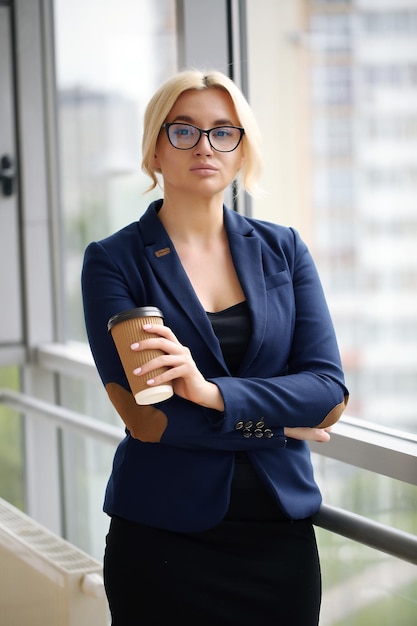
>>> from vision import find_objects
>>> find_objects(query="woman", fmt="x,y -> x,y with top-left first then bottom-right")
82,69 -> 349,625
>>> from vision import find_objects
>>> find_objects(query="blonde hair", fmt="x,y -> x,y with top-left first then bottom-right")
141,69 -> 263,196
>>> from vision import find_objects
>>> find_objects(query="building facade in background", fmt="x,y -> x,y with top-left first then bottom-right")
307,0 -> 417,429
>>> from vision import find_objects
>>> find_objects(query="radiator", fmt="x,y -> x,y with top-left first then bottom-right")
0,498 -> 109,626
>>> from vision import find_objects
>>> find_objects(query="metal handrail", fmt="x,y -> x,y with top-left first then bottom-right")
0,388 -> 124,446
1,387 -> 416,565
313,505 -> 417,566
36,342 -> 417,486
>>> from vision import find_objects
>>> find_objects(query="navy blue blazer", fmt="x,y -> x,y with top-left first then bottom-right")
82,199 -> 348,532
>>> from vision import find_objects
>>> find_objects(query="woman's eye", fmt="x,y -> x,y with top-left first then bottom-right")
213,129 -> 230,138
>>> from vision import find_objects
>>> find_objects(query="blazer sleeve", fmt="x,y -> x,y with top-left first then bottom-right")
207,228 -> 349,431
81,237 -> 285,450
82,239 -> 139,391
160,228 -> 349,452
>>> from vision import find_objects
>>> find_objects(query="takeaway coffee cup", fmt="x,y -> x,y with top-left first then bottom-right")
107,306 -> 173,405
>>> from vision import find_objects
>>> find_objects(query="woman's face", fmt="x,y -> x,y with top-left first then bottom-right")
153,88 -> 244,199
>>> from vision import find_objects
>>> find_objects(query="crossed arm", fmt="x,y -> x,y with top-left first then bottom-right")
106,322 -> 334,445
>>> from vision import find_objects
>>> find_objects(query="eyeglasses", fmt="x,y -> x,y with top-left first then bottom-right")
162,122 -> 245,152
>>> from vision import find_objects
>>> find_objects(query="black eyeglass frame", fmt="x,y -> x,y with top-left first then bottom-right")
161,122 -> 245,152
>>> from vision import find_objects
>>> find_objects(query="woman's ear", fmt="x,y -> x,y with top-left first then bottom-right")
153,153 -> 161,172
237,153 -> 245,172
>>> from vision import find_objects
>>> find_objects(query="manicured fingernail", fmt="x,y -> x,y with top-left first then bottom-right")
142,323 -> 152,329
146,378 -> 155,385
133,367 -> 142,375
131,342 -> 139,349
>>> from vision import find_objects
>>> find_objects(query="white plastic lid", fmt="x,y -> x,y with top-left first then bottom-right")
134,384 -> 173,405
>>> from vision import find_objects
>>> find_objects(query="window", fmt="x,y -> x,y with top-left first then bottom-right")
53,0 -> 177,557
313,455 -> 417,625
0,367 -> 24,510
54,0 -> 177,342
247,0 -> 417,433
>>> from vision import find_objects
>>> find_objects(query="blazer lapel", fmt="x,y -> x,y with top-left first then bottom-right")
139,202 -> 268,375
224,209 -> 268,374
139,202 -> 227,368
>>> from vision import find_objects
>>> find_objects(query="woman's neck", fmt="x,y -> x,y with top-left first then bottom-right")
158,194 -> 225,244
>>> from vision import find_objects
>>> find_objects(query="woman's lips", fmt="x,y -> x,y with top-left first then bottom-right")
190,164 -> 218,174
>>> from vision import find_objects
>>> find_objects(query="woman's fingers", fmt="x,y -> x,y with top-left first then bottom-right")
130,323 -> 201,387
284,427 -> 331,443
130,323 -> 183,354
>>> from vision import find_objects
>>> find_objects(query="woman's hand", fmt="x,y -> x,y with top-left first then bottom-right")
131,326 -> 334,440
284,426 -> 332,443
130,323 -> 224,411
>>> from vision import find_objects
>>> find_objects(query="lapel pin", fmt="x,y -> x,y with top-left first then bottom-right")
154,247 -> 171,258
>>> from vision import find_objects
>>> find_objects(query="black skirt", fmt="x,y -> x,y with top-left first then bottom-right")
104,455 -> 321,626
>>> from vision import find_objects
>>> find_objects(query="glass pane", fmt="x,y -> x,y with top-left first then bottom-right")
53,0 -> 177,342
246,5 -> 417,622
305,1 -> 417,434
0,366 -> 25,509
313,454 -> 417,625
53,0 -> 177,558
59,375 -> 120,560
317,532 -> 417,626
313,455 -> 417,536
246,1 -> 417,435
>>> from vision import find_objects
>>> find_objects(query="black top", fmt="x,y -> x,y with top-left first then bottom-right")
207,301 -> 251,375
207,302 -> 284,520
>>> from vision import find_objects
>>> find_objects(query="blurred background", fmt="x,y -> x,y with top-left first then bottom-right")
1,1 -> 416,624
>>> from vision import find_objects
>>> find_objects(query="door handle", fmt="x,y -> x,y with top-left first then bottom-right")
0,155 -> 15,196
